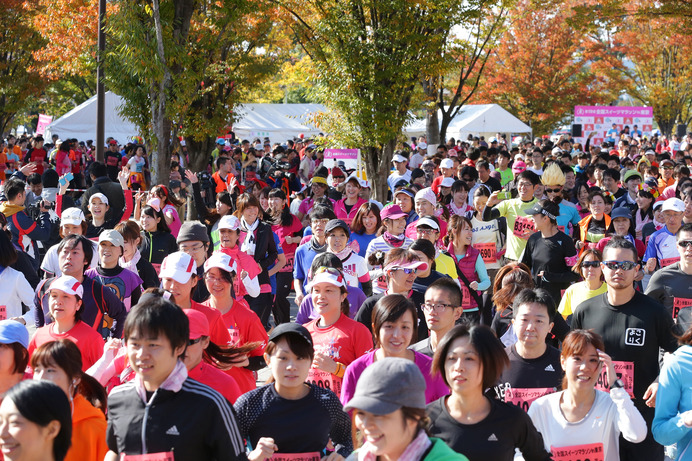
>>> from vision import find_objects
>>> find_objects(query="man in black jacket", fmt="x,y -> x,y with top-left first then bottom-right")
82,162 -> 125,222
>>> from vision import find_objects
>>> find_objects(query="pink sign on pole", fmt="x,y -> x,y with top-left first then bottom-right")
324,149 -> 359,160
36,114 -> 53,135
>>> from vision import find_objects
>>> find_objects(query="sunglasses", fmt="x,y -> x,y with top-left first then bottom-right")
678,240 -> 692,248
392,267 -> 418,274
188,337 -> 203,346
582,261 -> 601,268
545,187 -> 562,193
601,260 -> 637,271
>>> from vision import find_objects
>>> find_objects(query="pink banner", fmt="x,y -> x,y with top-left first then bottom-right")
36,114 -> 53,135
574,106 -> 653,117
324,149 -> 359,160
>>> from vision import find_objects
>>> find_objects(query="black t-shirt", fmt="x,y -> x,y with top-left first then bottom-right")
646,262 -> 692,335
520,231 -> 578,305
355,291 -> 427,339
490,344 -> 562,402
412,270 -> 449,298
410,337 -> 434,357
481,177 -> 503,193
572,291 -> 677,414
233,383 -> 352,457
587,216 -> 606,236
427,396 -> 552,461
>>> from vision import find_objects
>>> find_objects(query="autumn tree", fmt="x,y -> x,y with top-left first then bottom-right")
0,0 -> 46,135
421,1 -> 512,144
104,0 -> 277,182
279,0 -> 465,201
473,0 -> 622,135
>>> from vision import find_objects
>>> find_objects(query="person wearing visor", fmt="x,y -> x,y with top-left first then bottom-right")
29,275 -> 105,371
521,199 -> 579,307
414,216 -> 458,279
304,265 -> 373,398
235,323 -> 352,461
356,249 -> 429,339
201,252 -> 267,394
325,219 -> 372,296
159,251 -> 232,348
334,174 -> 368,226
344,357 -> 467,461
393,187 -> 418,225
541,163 -> 580,238
41,207 -> 99,278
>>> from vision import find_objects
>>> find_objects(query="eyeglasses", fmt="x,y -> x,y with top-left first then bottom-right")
391,267 -> 418,274
678,240 -> 692,248
581,261 -> 601,268
188,337 -> 202,346
204,274 -> 229,284
422,302 -> 456,313
311,218 -> 330,225
417,228 -> 436,235
517,182 -> 533,188
601,260 -> 637,271
180,244 -> 205,253
545,187 -> 562,193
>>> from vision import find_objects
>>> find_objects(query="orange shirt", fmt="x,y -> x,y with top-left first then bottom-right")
64,394 -> 108,461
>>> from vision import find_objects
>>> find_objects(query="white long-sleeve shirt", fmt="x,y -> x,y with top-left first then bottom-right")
0,266 -> 35,325
518,388 -> 647,461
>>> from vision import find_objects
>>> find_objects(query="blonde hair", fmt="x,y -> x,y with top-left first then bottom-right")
541,163 -> 565,187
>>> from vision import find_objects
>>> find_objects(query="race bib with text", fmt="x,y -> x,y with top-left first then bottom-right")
595,361 -> 635,398
551,443 -> 604,461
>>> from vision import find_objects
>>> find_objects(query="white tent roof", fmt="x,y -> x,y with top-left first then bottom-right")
404,104 -> 532,140
45,91 -> 139,143
231,103 -> 326,143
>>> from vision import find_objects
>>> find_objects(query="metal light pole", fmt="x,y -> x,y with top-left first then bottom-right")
95,0 -> 106,162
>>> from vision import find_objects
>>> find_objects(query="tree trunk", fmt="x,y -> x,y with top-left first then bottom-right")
362,139 -> 397,203
186,137 -> 213,172
426,109 -> 440,145
150,0 -> 172,186
657,117 -> 676,138
439,111 -> 452,145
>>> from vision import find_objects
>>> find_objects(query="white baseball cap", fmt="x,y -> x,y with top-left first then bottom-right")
218,215 -> 241,231
392,154 -> 407,163
60,208 -> 85,226
99,229 -> 124,248
440,177 -> 455,188
662,197 -> 685,213
203,252 -> 238,274
89,193 -> 109,206
49,275 -> 84,298
160,251 -> 197,284
417,142 -> 428,150
346,173 -> 367,188
440,158 -> 454,169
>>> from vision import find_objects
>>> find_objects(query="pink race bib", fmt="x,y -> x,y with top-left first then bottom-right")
474,242 -> 497,264
271,453 -> 321,461
308,368 -> 342,396
120,453 -> 174,461
673,298 -> 692,320
504,387 -> 555,412
513,216 -> 535,239
661,257 -> 680,267
0,306 -> 6,321
595,361 -> 635,398
551,442 -> 604,461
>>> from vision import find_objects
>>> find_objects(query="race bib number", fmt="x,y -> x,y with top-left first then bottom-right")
660,257 -> 680,267
551,443 -> 604,461
271,453 -> 321,461
280,255 -> 295,273
308,368 -> 342,396
227,327 -> 241,346
474,242 -> 497,264
121,453 -> 174,461
513,216 -> 535,239
461,284 -> 471,309
504,387 -> 555,412
673,297 -> 692,320
595,361 -> 635,398
0,306 -> 6,321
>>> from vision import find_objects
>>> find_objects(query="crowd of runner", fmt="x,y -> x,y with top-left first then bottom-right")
0,129 -> 692,460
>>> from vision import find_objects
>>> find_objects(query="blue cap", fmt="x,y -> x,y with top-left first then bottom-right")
215,138 -> 226,145
0,320 -> 29,350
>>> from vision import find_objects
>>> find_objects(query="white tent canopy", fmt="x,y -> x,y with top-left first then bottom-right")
404,104 -> 532,141
231,103 -> 326,143
45,91 -> 139,143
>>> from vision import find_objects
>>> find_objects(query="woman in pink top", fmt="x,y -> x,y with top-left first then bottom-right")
334,174 -> 367,226
55,141 -> 72,176
149,184 -> 183,238
340,294 -> 448,407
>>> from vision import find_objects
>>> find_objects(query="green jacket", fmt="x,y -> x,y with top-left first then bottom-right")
347,437 -> 468,461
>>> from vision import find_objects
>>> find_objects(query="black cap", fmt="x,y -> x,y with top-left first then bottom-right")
268,323 -> 313,348
523,200 -> 560,220
325,219 -> 350,238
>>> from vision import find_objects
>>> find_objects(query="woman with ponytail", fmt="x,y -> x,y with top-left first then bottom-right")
32,339 -> 108,461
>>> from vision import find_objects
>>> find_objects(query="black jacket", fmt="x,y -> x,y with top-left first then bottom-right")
245,221 -> 278,286
81,176 -> 126,222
